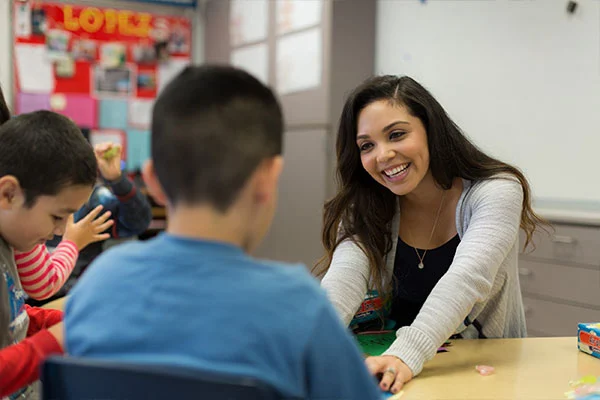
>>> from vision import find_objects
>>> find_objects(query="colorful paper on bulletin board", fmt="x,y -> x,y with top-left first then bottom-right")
129,99 -> 154,129
17,93 -> 51,114
99,99 -> 128,130
50,94 -> 96,128
126,129 -> 151,171
14,44 -> 54,93
54,61 -> 90,94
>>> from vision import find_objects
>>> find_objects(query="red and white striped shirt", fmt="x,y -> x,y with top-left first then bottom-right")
14,241 -> 79,300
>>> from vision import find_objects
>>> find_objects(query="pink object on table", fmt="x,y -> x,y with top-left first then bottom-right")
475,365 -> 495,376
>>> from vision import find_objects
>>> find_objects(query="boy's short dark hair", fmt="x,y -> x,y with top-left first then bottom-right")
0,110 -> 98,207
151,65 -> 284,212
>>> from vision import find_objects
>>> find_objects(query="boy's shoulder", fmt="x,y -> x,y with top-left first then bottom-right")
244,258 -> 331,311
246,257 -> 320,287
81,236 -> 326,303
83,236 -> 316,281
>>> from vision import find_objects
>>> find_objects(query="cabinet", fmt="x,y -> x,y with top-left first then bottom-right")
519,223 -> 600,336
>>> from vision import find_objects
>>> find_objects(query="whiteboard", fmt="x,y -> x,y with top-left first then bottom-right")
376,0 -> 600,204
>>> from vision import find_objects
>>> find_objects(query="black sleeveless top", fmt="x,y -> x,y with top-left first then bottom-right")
388,234 -> 461,329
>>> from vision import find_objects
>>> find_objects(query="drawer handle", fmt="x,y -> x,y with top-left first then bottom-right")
551,235 -> 577,245
519,268 -> 532,277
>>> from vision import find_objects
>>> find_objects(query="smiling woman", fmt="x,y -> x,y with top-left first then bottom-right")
314,75 -> 549,395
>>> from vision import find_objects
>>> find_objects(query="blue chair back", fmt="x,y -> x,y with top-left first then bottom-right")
42,356 -> 284,400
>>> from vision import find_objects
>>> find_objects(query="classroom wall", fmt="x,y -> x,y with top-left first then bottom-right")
375,0 -> 600,206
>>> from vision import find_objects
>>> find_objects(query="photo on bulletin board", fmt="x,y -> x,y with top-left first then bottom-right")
132,43 -> 157,64
155,41 -> 170,62
54,55 -> 75,78
46,29 -> 70,60
31,6 -> 47,36
150,17 -> 191,56
137,71 -> 156,92
167,23 -> 191,54
93,65 -> 135,98
72,39 -> 97,62
100,43 -> 127,68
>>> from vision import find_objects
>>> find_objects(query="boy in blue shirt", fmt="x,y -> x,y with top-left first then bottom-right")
64,65 -> 382,399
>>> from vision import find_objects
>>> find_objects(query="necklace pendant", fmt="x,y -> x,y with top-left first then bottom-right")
418,262 -> 425,269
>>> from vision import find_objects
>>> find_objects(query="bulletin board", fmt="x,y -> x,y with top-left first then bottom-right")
12,1 -> 193,171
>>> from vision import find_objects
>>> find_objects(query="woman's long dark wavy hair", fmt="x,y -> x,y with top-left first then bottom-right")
313,75 -> 548,299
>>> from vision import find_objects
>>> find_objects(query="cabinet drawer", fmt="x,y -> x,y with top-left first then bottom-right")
519,259 -> 600,307
523,296 -> 600,337
520,225 -> 600,267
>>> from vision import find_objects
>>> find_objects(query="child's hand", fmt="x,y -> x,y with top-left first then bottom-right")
63,205 -> 114,251
94,142 -> 123,182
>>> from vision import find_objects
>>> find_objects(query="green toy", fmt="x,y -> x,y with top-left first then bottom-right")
102,146 -> 119,160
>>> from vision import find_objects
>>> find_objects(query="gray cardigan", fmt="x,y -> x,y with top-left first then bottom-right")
321,177 -> 527,375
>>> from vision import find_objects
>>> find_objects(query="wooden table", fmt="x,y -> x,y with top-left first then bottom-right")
42,296 -> 66,312
398,337 -> 600,400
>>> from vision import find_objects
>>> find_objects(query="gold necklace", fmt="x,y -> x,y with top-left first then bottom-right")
406,191 -> 447,270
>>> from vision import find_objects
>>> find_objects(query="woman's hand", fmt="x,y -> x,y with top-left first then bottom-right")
365,355 -> 413,394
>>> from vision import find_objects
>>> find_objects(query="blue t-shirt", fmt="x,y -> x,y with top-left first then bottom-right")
65,234 -> 382,400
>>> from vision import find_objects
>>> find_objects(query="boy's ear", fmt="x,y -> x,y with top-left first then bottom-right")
0,176 -> 23,210
142,160 -> 168,207
254,156 -> 284,204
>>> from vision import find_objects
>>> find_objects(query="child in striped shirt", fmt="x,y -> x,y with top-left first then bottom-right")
18,141 -> 152,303
15,204 -> 113,301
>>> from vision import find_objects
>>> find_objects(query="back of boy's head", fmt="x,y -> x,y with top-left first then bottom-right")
152,65 -> 283,212
0,110 -> 97,207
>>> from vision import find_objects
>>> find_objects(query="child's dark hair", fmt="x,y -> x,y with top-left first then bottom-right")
152,65 -> 284,211
0,94 -> 97,207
